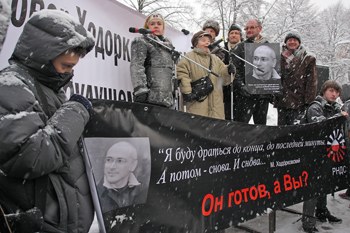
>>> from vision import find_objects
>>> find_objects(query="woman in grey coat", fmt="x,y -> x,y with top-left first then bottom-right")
0,10 -> 95,233
130,13 -> 175,108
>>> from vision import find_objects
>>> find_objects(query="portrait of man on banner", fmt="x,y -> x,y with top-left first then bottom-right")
84,138 -> 151,214
244,43 -> 282,95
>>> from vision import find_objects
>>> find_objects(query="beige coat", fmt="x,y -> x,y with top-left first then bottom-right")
177,48 -> 232,119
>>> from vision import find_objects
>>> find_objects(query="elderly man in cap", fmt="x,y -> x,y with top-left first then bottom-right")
274,32 -> 318,125
202,19 -> 226,61
177,30 -> 235,119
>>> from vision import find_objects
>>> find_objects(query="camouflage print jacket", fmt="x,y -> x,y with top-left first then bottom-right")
130,35 -> 174,108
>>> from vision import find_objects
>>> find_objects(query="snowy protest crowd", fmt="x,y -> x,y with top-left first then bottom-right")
0,0 -> 350,233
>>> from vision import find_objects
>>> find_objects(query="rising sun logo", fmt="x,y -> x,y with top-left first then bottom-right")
326,129 -> 346,162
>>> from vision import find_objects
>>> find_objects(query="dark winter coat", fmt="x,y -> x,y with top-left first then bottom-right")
0,10 -> 95,233
306,95 -> 342,123
210,44 -> 226,62
341,100 -> 350,146
274,45 -> 318,109
130,35 -> 174,108
97,179 -> 146,214
223,42 -> 231,65
223,41 -> 240,65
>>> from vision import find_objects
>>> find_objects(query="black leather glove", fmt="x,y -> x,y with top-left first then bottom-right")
227,63 -> 236,75
134,93 -> 148,102
183,93 -> 198,102
69,94 -> 92,112
171,50 -> 181,62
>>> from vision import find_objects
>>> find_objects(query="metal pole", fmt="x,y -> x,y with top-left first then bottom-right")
221,46 -> 261,71
230,72 -> 234,121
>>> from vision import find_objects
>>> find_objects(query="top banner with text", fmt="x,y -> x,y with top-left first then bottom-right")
84,100 -> 349,233
0,0 -> 192,102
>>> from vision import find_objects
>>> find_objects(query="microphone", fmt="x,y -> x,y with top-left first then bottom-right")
181,29 -> 190,35
129,27 -> 154,34
208,38 -> 223,50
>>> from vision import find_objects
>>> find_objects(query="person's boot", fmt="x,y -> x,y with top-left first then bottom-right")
302,226 -> 319,233
315,209 -> 342,223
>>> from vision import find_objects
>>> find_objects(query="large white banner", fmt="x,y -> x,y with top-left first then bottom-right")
0,0 -> 192,101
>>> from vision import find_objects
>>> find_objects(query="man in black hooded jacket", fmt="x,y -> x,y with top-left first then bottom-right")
0,9 -> 95,233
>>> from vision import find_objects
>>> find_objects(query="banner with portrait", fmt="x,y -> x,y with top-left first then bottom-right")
83,100 -> 349,233
245,43 -> 282,95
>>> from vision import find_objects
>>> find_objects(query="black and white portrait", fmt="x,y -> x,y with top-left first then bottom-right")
244,43 -> 282,94
84,137 -> 151,214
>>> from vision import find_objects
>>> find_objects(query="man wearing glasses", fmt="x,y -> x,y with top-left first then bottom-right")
230,19 -> 271,124
98,141 -> 145,213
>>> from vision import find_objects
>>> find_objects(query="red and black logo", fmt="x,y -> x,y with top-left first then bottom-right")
326,129 -> 346,162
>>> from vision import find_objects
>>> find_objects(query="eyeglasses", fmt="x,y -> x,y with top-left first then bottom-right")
244,26 -> 259,31
105,157 -> 128,165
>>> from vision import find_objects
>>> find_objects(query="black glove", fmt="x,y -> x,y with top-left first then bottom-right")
134,93 -> 148,102
3,207 -> 43,233
183,93 -> 198,102
69,94 -> 92,112
239,85 -> 251,97
227,63 -> 236,75
171,50 -> 181,62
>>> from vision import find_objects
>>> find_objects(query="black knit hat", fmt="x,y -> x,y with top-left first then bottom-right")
284,32 -> 301,44
228,24 -> 242,34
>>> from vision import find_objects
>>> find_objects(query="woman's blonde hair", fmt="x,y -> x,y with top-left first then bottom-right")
143,13 -> 164,29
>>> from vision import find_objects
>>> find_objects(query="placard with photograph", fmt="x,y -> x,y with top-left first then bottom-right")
244,43 -> 282,94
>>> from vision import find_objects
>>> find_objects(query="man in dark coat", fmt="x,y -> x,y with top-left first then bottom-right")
274,32 -> 318,125
230,19 -> 270,124
223,24 -> 242,120
302,80 -> 346,233
0,9 -> 95,233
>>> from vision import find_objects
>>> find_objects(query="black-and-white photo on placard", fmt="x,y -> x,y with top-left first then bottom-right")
84,137 -> 151,214
244,43 -> 282,94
